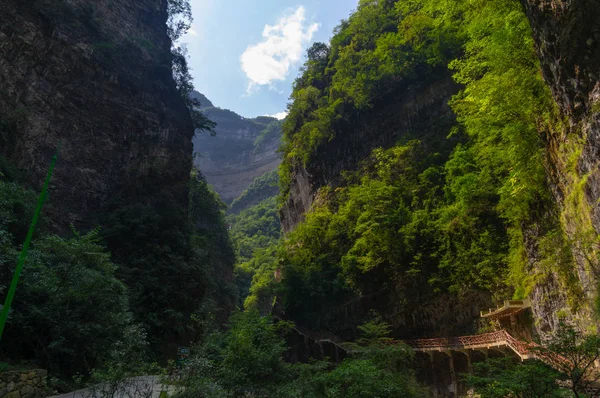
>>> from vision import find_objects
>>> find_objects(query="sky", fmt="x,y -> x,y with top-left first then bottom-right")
179,0 -> 359,119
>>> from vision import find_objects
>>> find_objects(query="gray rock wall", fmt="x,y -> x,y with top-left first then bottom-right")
193,100 -> 281,203
0,0 -> 194,230
520,0 -> 600,332
0,369 -> 48,398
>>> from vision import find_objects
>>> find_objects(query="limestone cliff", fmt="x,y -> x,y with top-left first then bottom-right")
0,0 -> 194,229
520,0 -> 600,333
192,92 -> 282,204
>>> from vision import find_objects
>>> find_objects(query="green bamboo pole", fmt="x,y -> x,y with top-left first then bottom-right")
0,144 -> 60,340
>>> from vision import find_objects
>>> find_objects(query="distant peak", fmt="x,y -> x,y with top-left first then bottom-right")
190,91 -> 214,109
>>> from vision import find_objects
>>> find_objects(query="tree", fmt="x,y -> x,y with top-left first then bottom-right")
311,317 -> 426,398
174,310 -> 292,397
167,0 -> 216,134
465,357 -> 567,398
536,324 -> 600,396
1,230 -> 132,376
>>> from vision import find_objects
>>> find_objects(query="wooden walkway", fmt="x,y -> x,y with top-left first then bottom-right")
399,329 -> 570,370
480,299 -> 531,319
401,330 -> 533,359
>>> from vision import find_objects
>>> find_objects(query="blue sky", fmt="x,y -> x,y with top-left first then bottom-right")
179,0 -> 359,119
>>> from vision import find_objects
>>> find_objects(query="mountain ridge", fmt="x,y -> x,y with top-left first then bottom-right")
192,91 -> 283,206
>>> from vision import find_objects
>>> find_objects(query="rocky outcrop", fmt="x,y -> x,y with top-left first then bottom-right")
0,0 -> 193,229
192,93 -> 282,203
0,369 -> 48,398
520,0 -> 600,331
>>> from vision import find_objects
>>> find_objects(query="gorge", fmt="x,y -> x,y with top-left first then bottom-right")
0,0 -> 599,397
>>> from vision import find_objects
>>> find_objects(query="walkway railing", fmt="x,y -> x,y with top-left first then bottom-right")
399,330 -> 573,368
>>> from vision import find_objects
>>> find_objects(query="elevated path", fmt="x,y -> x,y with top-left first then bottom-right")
399,329 -> 571,371
401,330 -> 535,360
480,299 -> 531,319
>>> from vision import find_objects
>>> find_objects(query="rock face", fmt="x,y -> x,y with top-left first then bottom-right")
192,92 -> 282,203
520,0 -> 600,331
280,77 -> 460,233
0,369 -> 48,398
0,0 -> 193,229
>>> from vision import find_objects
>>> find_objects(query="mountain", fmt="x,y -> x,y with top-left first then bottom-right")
0,0 -> 235,369
249,0 -> 600,348
192,92 -> 282,206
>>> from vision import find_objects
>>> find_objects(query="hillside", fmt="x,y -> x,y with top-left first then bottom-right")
269,0 -> 600,340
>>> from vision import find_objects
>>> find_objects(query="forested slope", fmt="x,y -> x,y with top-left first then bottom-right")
244,0 -> 600,342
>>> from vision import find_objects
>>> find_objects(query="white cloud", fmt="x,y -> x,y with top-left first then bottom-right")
241,6 -> 319,92
179,25 -> 201,42
266,111 -> 288,120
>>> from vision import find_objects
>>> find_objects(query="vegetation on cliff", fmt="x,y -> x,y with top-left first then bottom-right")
0,0 -> 235,388
1,0 -> 598,395
0,162 -> 235,381
251,0 -> 580,333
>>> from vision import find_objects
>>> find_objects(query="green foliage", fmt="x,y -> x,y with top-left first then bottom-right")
277,139 -> 510,327
174,310 -> 291,397
226,171 -> 282,309
465,357 -> 567,398
537,323 -> 600,394
355,314 -> 393,344
189,171 -> 237,323
101,170 -> 236,353
228,196 -> 281,264
229,170 -> 279,214
310,358 -> 425,398
166,0 -> 216,134
467,326 -> 600,398
174,312 -> 425,398
0,180 -> 38,243
172,45 -> 217,134
0,229 -> 131,377
254,120 -> 283,150
167,0 -> 192,42
87,324 -> 162,398
445,0 -> 559,297
240,245 -> 280,312
279,0 -> 463,200
269,0 -> 571,330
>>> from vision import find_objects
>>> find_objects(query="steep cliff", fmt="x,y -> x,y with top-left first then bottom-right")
520,0 -> 600,333
277,70 -> 494,338
192,92 -> 282,204
0,0 -> 236,356
0,0 -> 194,229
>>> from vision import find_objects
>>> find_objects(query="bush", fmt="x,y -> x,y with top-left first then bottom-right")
1,230 -> 132,377
465,357 -> 567,398
174,313 -> 426,398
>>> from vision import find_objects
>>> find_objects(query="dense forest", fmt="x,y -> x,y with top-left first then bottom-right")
1,0 -> 600,396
